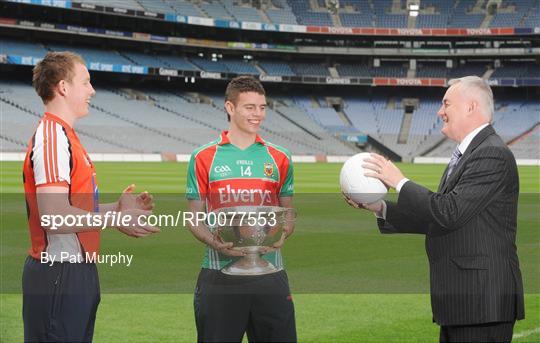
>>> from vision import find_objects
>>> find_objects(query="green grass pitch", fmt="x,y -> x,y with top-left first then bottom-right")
1,161 -> 539,342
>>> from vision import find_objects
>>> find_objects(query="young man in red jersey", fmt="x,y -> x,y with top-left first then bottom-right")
22,51 -> 159,342
186,76 -> 296,342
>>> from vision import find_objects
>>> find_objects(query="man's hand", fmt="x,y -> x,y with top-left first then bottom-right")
342,192 -> 383,213
116,208 -> 160,238
363,153 -> 405,189
116,185 -> 159,237
208,233 -> 246,257
117,184 -> 155,212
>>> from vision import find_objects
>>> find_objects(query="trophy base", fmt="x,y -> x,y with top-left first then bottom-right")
221,250 -> 282,276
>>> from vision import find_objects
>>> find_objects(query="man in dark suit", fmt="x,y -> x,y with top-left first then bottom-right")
346,76 -> 525,342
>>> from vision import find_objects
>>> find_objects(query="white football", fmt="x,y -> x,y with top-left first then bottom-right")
340,152 -> 388,204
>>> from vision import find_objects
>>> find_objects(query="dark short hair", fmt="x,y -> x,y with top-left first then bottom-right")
32,51 -> 86,104
224,76 -> 266,121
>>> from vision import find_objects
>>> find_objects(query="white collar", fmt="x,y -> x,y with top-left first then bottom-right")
457,123 -> 490,155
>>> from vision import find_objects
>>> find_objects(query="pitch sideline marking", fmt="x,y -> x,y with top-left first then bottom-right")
513,326 -> 540,339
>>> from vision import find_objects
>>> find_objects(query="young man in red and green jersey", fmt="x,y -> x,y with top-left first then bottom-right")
186,76 -> 296,342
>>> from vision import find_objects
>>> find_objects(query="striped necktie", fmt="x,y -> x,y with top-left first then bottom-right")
446,147 -> 463,181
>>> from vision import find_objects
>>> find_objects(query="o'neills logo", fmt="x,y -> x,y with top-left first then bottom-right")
200,71 -> 221,79
218,185 -> 272,205
396,78 -> 422,86
259,75 -> 282,82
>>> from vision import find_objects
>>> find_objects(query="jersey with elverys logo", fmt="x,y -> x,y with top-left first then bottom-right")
186,131 -> 294,270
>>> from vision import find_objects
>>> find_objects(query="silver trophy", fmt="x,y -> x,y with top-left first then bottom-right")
211,206 -> 295,276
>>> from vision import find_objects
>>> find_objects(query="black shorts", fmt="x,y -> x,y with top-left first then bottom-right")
22,256 -> 100,343
194,268 -> 297,343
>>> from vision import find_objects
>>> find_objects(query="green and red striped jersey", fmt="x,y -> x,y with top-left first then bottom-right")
186,131 -> 294,270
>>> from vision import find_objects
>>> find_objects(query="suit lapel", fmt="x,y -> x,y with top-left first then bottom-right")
438,165 -> 450,192
439,125 -> 495,193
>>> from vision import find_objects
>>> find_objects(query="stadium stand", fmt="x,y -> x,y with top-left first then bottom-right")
294,97 -> 346,128
416,62 -> 448,78
82,0 -> 144,11
448,1 -> 485,28
416,0 -> 452,28
521,0 -> 540,27
137,0 -> 173,14
288,1 -> 333,26
222,0 -> 265,22
189,57 -> 229,73
338,0 -> 373,27
221,59 -> 259,75
157,55 -> 200,71
264,0 -> 298,24
509,127 -> 540,159
491,61 -> 539,79
447,61 -> 488,78
6,0 -> 537,28
372,62 -> 408,78
121,52 -> 171,68
258,60 -> 296,76
0,39 -> 48,58
0,81 -> 357,155
199,1 -> 234,20
372,0 -> 408,28
47,44 -> 133,65
1,1 -> 539,160
2,38 -> 538,82
167,0 -> 206,17
290,62 -> 330,77
92,50 -> 198,71
1,80 -> 538,159
335,62 -> 372,77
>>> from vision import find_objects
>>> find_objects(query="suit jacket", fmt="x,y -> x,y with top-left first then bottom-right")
378,125 -> 525,326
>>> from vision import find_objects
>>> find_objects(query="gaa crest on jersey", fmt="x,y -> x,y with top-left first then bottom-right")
263,162 -> 274,177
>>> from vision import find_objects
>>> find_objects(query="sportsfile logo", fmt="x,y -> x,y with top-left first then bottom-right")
217,185 -> 273,205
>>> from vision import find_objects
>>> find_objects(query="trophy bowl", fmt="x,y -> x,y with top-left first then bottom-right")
210,206 -> 295,276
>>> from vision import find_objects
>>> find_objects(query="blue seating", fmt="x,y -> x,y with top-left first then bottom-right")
288,1 -> 333,26
447,63 -> 487,78
336,63 -> 372,77
189,57 -> 229,73
199,1 -> 233,20
372,62 -> 407,78
0,39 -> 48,57
258,61 -> 296,76
416,63 -> 448,78
156,55 -> 199,71
290,62 -> 330,76
222,59 -> 259,75
47,44 -> 133,65
340,13 -> 373,27
491,63 -> 539,78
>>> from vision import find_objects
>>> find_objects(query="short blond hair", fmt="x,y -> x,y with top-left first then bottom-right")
448,76 -> 494,121
32,51 -> 86,104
